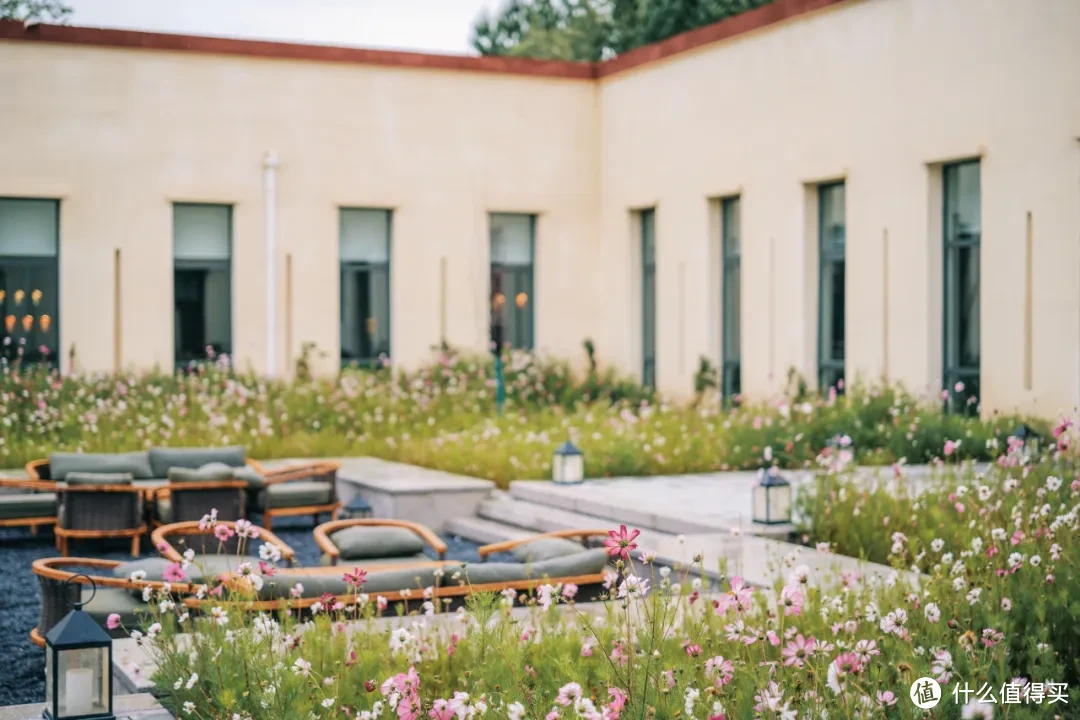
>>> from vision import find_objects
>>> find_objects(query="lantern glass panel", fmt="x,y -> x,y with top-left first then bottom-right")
562,454 -> 584,483
753,484 -> 767,523
771,483 -> 792,523
56,646 -> 109,717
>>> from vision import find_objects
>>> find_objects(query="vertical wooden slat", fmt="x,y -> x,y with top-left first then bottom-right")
882,229 -> 889,381
1024,212 -> 1033,391
113,248 -> 121,372
285,253 -> 293,373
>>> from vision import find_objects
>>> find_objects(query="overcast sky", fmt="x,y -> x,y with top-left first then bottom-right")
64,0 -> 505,55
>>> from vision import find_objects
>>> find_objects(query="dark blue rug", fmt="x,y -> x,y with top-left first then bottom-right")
0,517 -> 508,707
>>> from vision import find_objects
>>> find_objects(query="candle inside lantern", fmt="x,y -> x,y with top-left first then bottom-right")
64,667 -> 94,716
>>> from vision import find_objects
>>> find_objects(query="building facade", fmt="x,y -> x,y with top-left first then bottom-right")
0,0 -> 1078,417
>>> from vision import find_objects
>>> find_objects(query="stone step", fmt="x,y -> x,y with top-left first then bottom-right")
443,515 -> 533,545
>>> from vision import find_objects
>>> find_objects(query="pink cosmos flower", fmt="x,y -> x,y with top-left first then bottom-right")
605,688 -> 627,719
561,583 -> 578,600
106,613 -> 121,630
833,651 -> 863,676
376,596 -> 388,611
781,635 -> 816,667
343,568 -> 368,588
604,525 -> 640,559
214,524 -> 235,542
705,655 -> 734,686
684,642 -> 702,657
556,682 -> 583,706
429,700 -> 453,720
943,439 -> 958,457
714,576 -> 753,614
163,563 -> 185,583
779,584 -> 803,616
765,631 -> 780,646
877,690 -> 897,706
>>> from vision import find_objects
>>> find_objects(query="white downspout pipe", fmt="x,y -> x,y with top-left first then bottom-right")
263,151 -> 279,377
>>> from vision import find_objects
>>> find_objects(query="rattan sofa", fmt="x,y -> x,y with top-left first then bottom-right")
0,476 -> 57,533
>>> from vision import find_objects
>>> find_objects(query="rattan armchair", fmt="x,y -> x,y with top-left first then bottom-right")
55,483 -> 147,557
30,557 -> 193,647
153,479 -> 248,527
255,460 -> 342,530
150,520 -> 297,566
314,518 -> 449,566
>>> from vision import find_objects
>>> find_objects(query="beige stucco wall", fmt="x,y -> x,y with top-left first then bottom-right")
1,0 -> 1078,417
598,0 -> 1080,415
0,43 -> 600,376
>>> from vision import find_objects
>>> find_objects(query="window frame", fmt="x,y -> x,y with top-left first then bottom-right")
721,197 -> 741,401
172,202 -> 233,369
339,208 -> 393,368
640,208 -> 656,387
942,160 -> 981,414
0,197 -> 60,368
816,181 -> 846,392
489,213 -> 536,352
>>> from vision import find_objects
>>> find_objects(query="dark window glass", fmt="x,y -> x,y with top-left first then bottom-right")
641,209 -> 656,387
173,204 -> 232,367
340,209 -> 392,366
490,214 -> 535,351
943,161 -> 981,414
721,197 -> 741,399
0,198 -> 60,367
818,182 -> 845,391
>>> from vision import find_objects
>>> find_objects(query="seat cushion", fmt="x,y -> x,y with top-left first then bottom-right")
154,497 -> 172,524
149,446 -> 246,478
66,472 -> 134,486
530,548 -> 610,578
260,480 -> 333,510
511,537 -> 587,564
167,462 -> 235,483
319,552 -> 431,567
328,526 -> 426,560
82,586 -> 147,636
112,557 -> 179,582
49,452 -> 154,481
233,465 -> 265,489
0,492 -> 56,520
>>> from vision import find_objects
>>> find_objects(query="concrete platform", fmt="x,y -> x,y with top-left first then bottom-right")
0,693 -> 170,720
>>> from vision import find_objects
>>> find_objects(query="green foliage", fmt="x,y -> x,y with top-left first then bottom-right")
471,0 -> 776,61
0,0 -> 71,22
0,348 -> 1042,488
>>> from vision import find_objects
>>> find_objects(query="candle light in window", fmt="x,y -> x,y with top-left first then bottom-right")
366,317 -> 376,335
515,292 -> 528,309
39,314 -> 51,333
65,666 -> 95,715
4,315 -> 13,333
492,292 -> 505,310
31,289 -> 42,306
22,314 -> 33,332
0,290 -> 5,303
13,289 -> 24,305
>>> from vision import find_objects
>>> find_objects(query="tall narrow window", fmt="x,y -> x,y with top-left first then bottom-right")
943,161 -> 981,413
0,198 -> 59,366
721,197 -> 741,399
817,182 -> 846,391
173,204 -> 232,367
490,213 -> 534,350
340,208 -> 391,366
641,209 -> 656,387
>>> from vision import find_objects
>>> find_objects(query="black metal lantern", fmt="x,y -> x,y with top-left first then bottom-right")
752,468 -> 792,525
44,576 -> 114,720
552,440 -> 584,485
1012,424 -> 1041,461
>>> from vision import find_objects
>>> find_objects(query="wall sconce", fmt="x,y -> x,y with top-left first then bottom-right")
32,289 -> 42,305
40,314 -> 52,333
0,290 -> 6,303
14,289 -> 24,305
515,292 -> 528,309
4,315 -> 14,333
22,314 -> 33,332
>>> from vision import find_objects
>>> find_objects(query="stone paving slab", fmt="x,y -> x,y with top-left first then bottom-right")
0,693 -> 170,720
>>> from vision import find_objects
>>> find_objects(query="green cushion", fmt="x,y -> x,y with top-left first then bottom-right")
258,565 -> 449,601
260,480 -> 333,510
49,452 -> 154,481
531,548 -> 610,578
66,472 -> 134,486
511,537 -> 587,563
149,446 -> 246,478
167,462 -> 235,483
328,526 -> 426,560
82,586 -> 147,635
112,557 -> 179,582
0,493 -> 56,520
319,552 -> 430,567
233,465 -> 265,489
